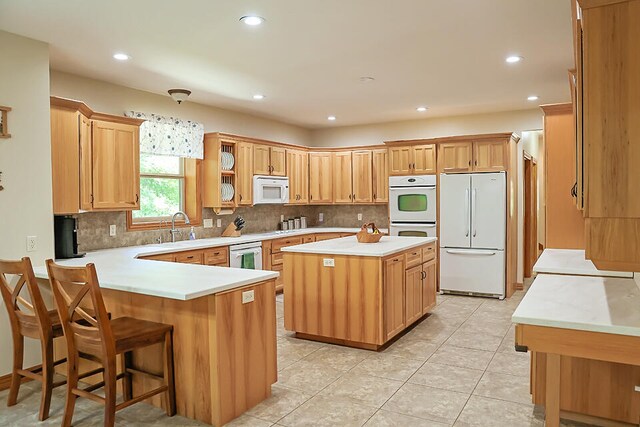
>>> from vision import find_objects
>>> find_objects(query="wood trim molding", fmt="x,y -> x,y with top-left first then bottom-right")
384,132 -> 518,147
578,0 -> 630,9
540,103 -> 573,116
208,132 -> 386,152
50,96 -> 145,126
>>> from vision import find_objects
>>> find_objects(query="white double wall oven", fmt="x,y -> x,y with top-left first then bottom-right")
389,175 -> 437,237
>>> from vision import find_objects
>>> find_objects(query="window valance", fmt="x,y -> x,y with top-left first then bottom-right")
126,111 -> 204,159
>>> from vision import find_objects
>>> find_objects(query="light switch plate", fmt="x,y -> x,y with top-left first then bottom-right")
203,219 -> 213,228
216,219 -> 222,228
357,213 -> 363,221
26,236 -> 37,252
319,213 -> 324,222
242,290 -> 255,304
109,225 -> 116,237
323,258 -> 335,267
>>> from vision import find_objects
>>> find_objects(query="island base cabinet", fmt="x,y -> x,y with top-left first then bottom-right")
48,279 -> 277,427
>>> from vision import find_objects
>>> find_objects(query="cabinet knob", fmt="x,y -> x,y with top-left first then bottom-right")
135,194 -> 139,203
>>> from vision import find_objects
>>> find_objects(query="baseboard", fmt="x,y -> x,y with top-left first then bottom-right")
515,282 -> 524,290
0,369 -> 36,391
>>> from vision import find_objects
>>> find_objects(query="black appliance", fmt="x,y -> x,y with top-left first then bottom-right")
54,216 -> 85,259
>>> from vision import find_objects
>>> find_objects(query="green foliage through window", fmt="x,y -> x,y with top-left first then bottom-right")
133,154 -> 184,221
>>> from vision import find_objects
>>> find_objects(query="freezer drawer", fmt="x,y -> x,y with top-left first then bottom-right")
440,248 -> 505,298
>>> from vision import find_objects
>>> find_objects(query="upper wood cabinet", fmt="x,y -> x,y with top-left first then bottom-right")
352,150 -> 373,203
389,144 -> 436,176
50,97 -> 143,214
473,140 -> 508,172
286,149 -> 308,204
254,144 -> 286,176
372,149 -> 388,203
438,142 -> 473,173
236,141 -> 253,206
309,152 -> 333,204
333,151 -> 353,204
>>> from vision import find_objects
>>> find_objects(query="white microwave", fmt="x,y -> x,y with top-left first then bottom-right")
253,175 -> 289,204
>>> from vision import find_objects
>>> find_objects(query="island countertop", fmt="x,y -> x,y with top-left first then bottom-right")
533,248 -> 633,278
282,236 -> 437,257
32,227 -> 368,301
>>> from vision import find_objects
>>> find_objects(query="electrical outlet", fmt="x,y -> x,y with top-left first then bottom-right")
357,213 -> 363,221
319,213 -> 324,222
26,236 -> 37,252
242,290 -> 255,304
109,225 -> 116,237
203,219 -> 213,228
216,219 -> 222,228
323,258 -> 335,267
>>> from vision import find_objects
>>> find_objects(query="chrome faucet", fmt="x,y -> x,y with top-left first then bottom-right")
170,211 -> 191,243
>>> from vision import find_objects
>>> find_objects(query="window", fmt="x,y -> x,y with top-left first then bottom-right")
132,154 -> 184,222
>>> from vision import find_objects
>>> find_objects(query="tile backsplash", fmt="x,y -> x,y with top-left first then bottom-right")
74,205 -> 389,252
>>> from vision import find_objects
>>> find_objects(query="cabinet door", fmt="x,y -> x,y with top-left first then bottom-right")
333,152 -> 353,204
473,140 -> 507,172
50,107 -> 80,214
79,115 -> 93,210
309,152 -> 333,204
389,146 -> 413,176
384,256 -> 405,341
422,260 -> 437,315
413,144 -> 437,174
270,146 -> 287,176
236,142 -> 253,205
372,149 -> 389,203
253,144 -> 271,175
91,120 -> 140,210
286,150 -> 298,203
352,150 -> 373,203
298,151 -> 309,203
405,264 -> 423,326
438,142 -> 473,173
286,149 -> 307,204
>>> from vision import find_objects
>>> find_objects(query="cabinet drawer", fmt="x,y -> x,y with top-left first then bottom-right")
272,236 -> 303,253
303,235 -> 316,243
204,247 -> 229,266
422,243 -> 437,262
141,253 -> 175,262
175,250 -> 203,264
405,248 -> 422,268
272,251 -> 284,266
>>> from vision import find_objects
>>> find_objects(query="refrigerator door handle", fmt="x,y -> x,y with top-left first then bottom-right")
464,188 -> 470,237
446,249 -> 497,256
472,188 -> 477,237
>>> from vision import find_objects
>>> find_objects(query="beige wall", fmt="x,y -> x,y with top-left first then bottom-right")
0,31 -> 53,375
50,71 -> 312,146
310,109 -> 543,146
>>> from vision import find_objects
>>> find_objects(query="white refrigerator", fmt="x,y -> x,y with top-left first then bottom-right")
439,172 -> 506,299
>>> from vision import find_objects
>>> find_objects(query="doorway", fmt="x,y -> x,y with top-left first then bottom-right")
523,153 -> 538,278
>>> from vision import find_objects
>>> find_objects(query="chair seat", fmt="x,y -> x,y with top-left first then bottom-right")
110,317 -> 173,354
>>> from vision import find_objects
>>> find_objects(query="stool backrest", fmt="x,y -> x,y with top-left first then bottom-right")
46,260 -> 115,360
0,257 -> 52,339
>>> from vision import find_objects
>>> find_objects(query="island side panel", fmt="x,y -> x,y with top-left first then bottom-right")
284,252 -> 383,346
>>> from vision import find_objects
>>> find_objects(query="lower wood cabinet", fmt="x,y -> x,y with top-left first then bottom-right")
140,246 -> 229,267
405,264 -> 424,326
384,256 -> 406,341
422,259 -> 437,315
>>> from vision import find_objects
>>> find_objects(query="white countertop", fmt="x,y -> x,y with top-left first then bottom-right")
533,249 -> 633,278
281,236 -> 437,257
32,227 -> 368,301
512,274 -> 640,337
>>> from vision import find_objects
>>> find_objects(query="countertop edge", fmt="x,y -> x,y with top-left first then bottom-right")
511,315 -> 640,338
282,236 -> 437,257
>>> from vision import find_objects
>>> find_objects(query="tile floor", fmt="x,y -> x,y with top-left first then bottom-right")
0,288 -> 596,426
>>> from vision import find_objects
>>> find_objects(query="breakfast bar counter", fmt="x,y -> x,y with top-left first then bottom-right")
283,236 -> 438,350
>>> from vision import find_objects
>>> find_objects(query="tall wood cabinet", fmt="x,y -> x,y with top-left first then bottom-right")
254,144 -> 286,176
50,97 -> 143,214
309,152 -> 333,204
286,149 -> 308,204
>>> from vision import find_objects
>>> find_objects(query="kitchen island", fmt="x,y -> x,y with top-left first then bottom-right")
282,236 -> 437,350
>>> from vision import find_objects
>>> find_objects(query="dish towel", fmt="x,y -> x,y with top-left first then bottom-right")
241,252 -> 255,269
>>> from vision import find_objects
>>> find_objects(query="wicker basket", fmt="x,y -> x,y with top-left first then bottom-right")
356,222 -> 383,243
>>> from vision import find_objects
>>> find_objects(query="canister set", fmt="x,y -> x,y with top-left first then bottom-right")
280,216 -> 307,231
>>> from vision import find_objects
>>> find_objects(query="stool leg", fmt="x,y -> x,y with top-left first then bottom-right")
62,352 -> 78,427
104,358 -> 117,427
8,335 -> 24,406
163,331 -> 176,416
120,351 -> 133,401
38,336 -> 54,421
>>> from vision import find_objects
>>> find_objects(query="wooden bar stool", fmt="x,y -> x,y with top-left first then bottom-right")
0,257 -> 103,421
46,260 -> 176,427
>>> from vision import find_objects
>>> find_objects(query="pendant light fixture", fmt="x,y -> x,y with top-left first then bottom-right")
168,89 -> 191,104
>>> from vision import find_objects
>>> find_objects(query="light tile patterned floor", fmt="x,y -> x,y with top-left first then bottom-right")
0,288 -> 597,426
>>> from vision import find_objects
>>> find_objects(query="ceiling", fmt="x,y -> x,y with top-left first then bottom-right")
0,0 -> 573,128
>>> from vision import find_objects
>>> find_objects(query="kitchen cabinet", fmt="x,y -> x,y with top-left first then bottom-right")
309,152 -> 333,204
333,151 -> 353,204
314,232 -> 354,241
286,149 -> 308,204
372,149 -> 388,203
50,97 -> 143,214
236,142 -> 253,206
438,140 -> 508,174
404,264 -> 423,326
351,150 -> 373,203
421,259 -> 437,315
438,142 -> 473,173
254,144 -> 286,176
384,256 -> 405,341
388,144 -> 436,176
263,236 -> 303,292
175,250 -> 204,265
139,246 -> 229,267
203,134 -> 237,210
473,139 -> 508,172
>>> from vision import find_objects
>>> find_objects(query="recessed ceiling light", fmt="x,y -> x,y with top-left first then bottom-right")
252,94 -> 265,100
327,115 -> 336,121
359,76 -> 375,83
113,53 -> 130,61
506,55 -> 523,64
416,106 -> 428,112
240,15 -> 264,26
527,95 -> 539,101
